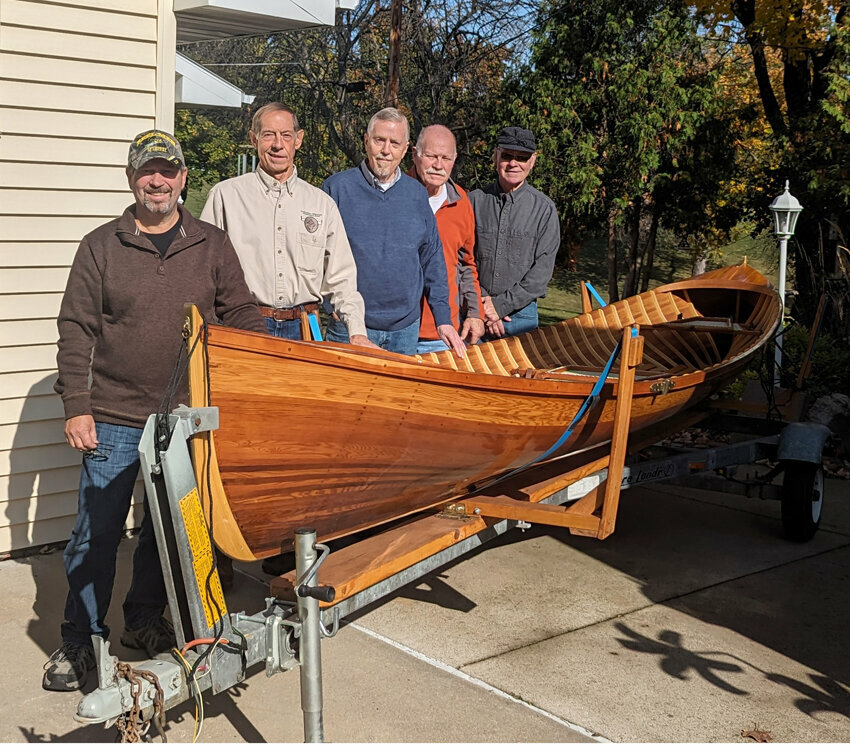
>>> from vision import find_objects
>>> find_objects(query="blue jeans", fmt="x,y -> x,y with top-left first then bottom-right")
61,422 -> 166,646
485,300 -> 539,340
416,338 -> 449,354
264,316 -> 303,339
325,318 -> 420,356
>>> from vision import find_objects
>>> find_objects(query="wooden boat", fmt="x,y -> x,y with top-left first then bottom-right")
185,263 -> 781,560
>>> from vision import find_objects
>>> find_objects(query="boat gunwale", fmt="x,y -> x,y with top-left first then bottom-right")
201,277 -> 779,399
202,327 -> 714,398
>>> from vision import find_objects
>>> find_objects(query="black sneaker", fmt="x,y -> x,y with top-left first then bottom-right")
42,642 -> 96,692
121,616 -> 176,657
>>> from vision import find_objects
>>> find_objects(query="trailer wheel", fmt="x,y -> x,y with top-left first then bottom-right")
781,461 -> 824,542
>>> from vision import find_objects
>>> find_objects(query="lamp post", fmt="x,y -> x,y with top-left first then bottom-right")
769,181 -> 803,387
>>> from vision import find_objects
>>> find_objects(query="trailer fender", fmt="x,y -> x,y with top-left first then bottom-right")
777,421 -> 832,464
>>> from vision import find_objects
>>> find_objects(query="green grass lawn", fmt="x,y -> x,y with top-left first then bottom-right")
184,182 -> 214,218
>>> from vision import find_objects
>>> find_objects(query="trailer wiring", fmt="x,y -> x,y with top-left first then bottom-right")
181,637 -> 231,654
171,647 -> 203,742
154,325 -> 199,463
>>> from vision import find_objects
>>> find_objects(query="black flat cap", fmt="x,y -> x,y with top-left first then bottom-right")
496,126 -> 536,153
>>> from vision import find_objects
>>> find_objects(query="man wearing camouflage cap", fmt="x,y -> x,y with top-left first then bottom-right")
43,129 -> 265,692
469,126 -> 560,339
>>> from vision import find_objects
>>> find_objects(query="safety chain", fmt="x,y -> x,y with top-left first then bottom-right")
114,662 -> 167,743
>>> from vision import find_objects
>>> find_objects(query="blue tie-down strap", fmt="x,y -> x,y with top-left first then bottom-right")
308,312 -> 323,341
584,280 -> 607,308
476,335 -> 625,492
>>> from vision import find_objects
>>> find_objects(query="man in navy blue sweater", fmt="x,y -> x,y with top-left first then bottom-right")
322,107 -> 466,357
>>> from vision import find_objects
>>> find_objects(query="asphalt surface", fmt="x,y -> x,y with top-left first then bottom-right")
2,472 -> 848,743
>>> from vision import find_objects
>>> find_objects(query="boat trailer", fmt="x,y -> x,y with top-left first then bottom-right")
72,392 -> 833,741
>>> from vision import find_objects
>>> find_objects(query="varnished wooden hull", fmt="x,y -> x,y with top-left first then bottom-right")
187,264 -> 781,560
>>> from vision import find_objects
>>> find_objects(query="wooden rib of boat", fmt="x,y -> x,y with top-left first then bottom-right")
185,263 -> 781,561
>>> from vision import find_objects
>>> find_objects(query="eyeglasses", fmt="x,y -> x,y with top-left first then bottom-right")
498,150 -> 533,164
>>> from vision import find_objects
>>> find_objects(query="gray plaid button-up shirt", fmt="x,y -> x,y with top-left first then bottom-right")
468,181 -> 560,318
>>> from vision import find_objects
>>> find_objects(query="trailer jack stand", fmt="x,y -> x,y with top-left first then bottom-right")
73,408 -> 335,743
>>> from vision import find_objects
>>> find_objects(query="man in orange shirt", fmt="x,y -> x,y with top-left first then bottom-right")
410,125 -> 484,353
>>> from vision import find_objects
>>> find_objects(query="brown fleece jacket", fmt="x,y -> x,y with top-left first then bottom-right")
55,205 -> 267,428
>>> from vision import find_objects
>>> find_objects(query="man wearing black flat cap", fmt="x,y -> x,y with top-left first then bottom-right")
469,126 -> 560,339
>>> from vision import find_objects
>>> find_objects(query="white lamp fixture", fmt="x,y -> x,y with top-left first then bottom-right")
769,180 -> 802,387
769,180 -> 803,239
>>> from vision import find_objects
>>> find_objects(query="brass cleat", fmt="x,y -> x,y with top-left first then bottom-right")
437,502 -> 469,520
650,378 -> 675,395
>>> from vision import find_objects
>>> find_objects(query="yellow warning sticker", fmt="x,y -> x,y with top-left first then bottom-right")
178,488 -> 227,629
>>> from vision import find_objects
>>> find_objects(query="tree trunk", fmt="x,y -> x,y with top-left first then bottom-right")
638,204 -> 659,293
565,238 -> 581,272
562,218 -> 582,272
385,0 -> 402,107
607,206 -> 619,303
622,199 -> 642,299
792,220 -> 825,328
732,0 -> 787,135
624,193 -> 657,298
692,248 -> 707,276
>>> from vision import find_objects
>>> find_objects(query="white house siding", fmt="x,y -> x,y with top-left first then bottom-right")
0,0 -> 170,554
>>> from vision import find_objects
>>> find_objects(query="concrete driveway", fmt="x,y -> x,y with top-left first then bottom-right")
2,475 -> 848,743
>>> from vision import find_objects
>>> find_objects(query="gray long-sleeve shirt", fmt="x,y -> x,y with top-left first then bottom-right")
468,181 -> 560,318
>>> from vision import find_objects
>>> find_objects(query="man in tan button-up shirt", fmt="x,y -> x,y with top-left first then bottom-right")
201,102 -> 373,347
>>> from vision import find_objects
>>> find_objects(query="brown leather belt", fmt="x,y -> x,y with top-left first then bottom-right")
258,303 -> 320,321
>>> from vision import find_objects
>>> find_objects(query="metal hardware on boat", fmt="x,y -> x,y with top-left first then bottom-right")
438,502 -> 468,519
650,378 -> 676,395
182,316 -> 191,339
516,521 -> 532,530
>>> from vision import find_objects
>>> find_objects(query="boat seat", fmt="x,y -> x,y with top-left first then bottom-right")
644,316 -> 762,335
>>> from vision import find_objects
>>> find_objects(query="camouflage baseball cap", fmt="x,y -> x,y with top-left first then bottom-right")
127,129 -> 185,170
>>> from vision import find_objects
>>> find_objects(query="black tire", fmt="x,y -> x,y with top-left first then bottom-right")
781,460 -> 824,542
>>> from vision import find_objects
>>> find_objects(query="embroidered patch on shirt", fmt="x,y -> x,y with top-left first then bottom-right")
301,211 -> 322,233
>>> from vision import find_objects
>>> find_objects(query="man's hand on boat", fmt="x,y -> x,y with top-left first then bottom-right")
65,414 -> 98,452
460,316 -> 484,345
349,334 -> 382,350
437,324 -> 468,358
482,296 -> 508,338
